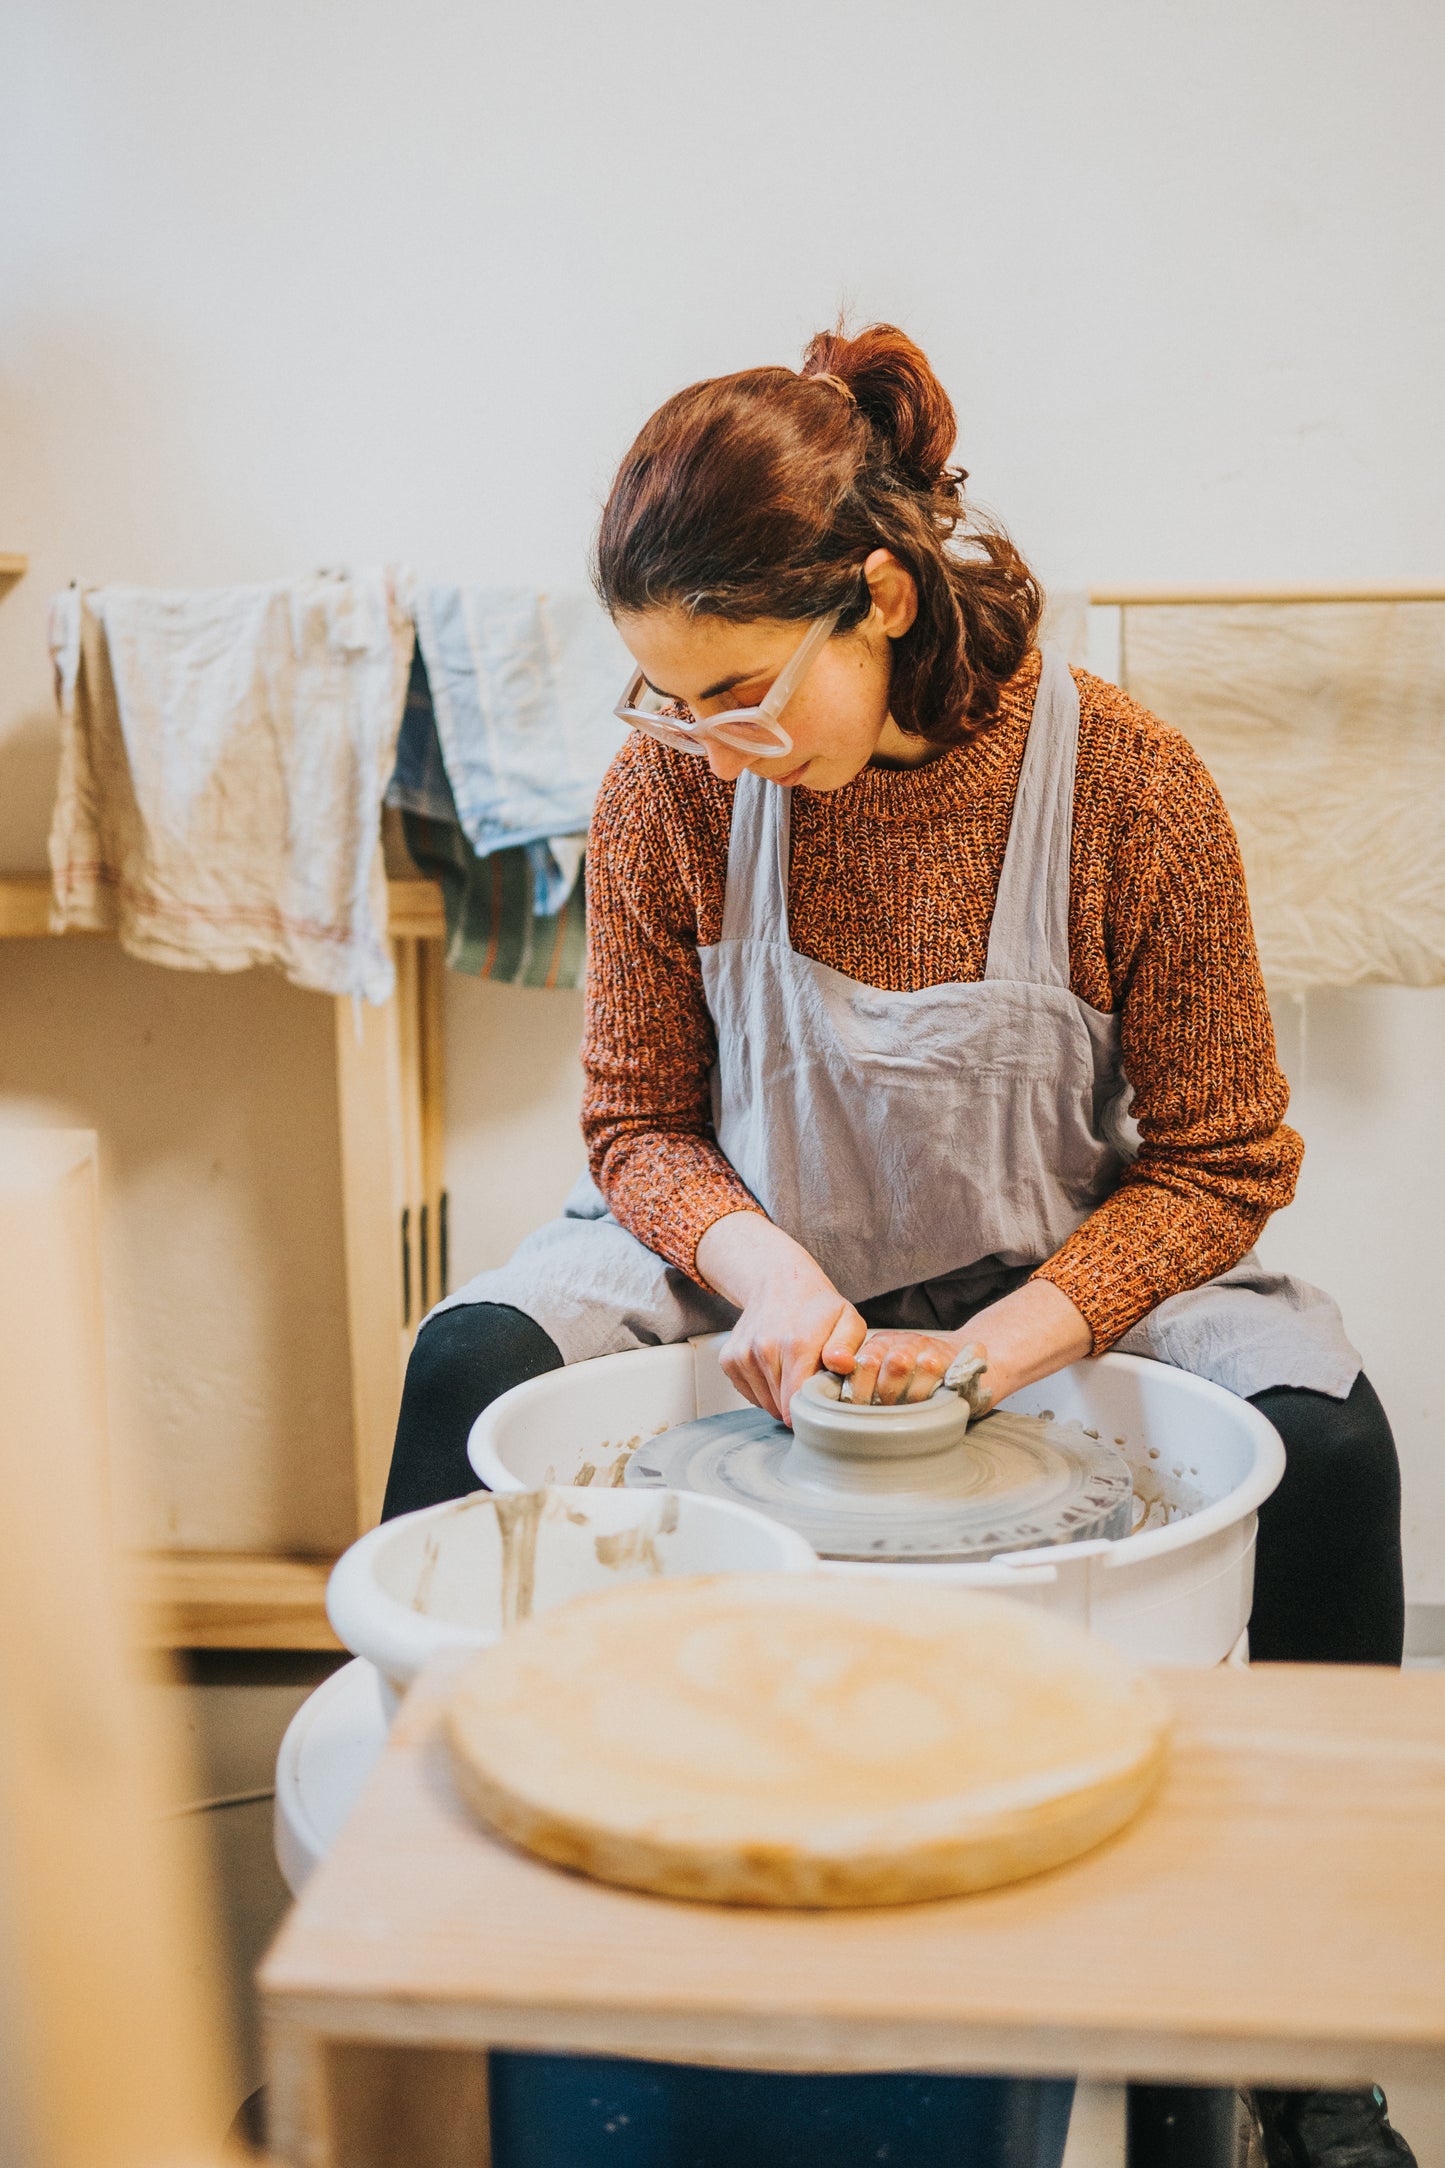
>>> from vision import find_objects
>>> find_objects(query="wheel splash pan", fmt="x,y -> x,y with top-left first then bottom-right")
624,1403 -> 1134,1564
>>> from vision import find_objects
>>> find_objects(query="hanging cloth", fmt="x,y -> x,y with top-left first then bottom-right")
48,570 -> 413,1003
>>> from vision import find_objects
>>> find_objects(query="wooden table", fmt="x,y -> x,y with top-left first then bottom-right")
261,1654 -> 1445,2167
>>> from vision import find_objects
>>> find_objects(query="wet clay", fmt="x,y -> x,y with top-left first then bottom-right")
627,1401 -> 1133,1564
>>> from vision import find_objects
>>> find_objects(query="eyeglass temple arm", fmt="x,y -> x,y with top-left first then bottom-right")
761,608 -> 843,714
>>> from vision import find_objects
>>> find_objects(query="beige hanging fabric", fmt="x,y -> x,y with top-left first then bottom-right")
1119,601 -> 1445,994
48,570 -> 414,1003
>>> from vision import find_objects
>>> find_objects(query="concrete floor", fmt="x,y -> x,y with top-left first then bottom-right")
151,1655 -> 1445,2165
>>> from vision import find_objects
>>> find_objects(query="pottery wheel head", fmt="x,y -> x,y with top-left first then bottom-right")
624,1395 -> 1134,1564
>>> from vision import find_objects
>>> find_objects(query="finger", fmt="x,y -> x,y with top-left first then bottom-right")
782,1323 -> 833,1427
753,1338 -> 788,1425
872,1345 -> 920,1405
820,1306 -> 868,1376
848,1336 -> 886,1406
723,1339 -> 780,1423
903,1343 -> 951,1403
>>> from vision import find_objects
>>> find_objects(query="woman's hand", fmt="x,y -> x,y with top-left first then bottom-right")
695,1212 -> 868,1424
697,1213 -> 1096,1425
829,1329 -> 967,1407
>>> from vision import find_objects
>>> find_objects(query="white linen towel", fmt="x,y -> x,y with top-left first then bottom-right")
1121,600 -> 1445,993
49,570 -> 414,1002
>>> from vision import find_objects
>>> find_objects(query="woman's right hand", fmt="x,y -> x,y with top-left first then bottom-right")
694,1210 -> 867,1425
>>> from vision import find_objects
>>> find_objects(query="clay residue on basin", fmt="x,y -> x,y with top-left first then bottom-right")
494,1489 -> 547,1629
410,1528 -> 442,1614
594,1492 -> 680,1575
574,1436 -> 640,1488
1122,1443 -> 1209,1532
1035,1416 -> 1208,1534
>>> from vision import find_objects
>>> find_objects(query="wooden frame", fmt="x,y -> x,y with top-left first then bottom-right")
1089,583 -> 1445,604
0,871 -> 447,1649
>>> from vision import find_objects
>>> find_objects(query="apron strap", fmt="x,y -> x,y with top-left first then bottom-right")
984,648 -> 1079,987
719,769 -> 792,946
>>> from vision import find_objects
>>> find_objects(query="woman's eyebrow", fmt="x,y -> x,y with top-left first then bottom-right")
643,665 -> 765,702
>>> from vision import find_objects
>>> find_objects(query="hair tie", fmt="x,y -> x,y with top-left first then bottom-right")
809,370 -> 857,407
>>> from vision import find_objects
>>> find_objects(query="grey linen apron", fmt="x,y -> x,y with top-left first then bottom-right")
438,650 -> 1359,1400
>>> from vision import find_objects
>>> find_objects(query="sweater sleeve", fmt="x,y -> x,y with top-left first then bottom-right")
581,742 -> 766,1279
1031,733 -> 1303,1350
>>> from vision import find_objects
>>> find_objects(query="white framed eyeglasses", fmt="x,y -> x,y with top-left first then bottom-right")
613,609 -> 842,758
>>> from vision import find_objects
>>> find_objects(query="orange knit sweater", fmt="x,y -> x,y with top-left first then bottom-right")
581,651 -> 1302,1351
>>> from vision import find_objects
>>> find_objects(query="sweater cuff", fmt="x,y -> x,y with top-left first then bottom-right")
595,1145 -> 766,1288
1029,1187 -> 1268,1354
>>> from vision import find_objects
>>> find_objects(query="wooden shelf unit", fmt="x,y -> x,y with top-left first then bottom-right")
0,872 -> 446,1648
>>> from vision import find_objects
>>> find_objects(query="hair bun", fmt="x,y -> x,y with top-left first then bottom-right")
801,323 -> 962,496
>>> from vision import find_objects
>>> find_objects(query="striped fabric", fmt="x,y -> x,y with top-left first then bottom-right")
388,643 -> 588,988
400,808 -> 587,988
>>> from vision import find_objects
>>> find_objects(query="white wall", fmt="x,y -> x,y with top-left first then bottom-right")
2,2 -> 1442,1582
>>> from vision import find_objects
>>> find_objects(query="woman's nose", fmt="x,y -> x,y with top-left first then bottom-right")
704,741 -> 752,783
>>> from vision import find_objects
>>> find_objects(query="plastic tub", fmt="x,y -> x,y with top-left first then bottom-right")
325,1481 -> 816,1714
469,1337 -> 1285,1667
274,1656 -> 389,1895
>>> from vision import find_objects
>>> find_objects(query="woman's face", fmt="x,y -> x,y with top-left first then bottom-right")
614,550 -> 925,791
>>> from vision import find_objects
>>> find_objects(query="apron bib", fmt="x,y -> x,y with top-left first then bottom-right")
438,652 -> 1358,1399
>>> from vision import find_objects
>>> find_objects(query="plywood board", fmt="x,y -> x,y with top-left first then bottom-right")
0,1129 -> 234,2166
264,1654 -> 1445,2092
0,939 -> 356,1553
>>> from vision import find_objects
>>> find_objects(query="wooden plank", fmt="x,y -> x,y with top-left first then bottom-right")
262,1656 -> 1445,2091
418,934 -> 447,1306
128,1550 -> 341,1651
1091,583 -> 1445,606
0,550 -> 26,595
387,876 -> 447,940
335,970 -> 412,1534
0,1129 -> 233,2165
0,871 -> 105,939
0,871 -> 444,941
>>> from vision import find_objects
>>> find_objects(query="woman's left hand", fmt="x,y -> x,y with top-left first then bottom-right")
827,1281 -> 1096,1409
826,1329 -> 965,1406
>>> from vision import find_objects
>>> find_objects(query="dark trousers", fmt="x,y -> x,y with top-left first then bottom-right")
381,1304 -> 1407,2168
382,1300 -> 1406,1667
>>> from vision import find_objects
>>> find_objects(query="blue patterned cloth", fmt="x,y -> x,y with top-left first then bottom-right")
412,585 -> 629,858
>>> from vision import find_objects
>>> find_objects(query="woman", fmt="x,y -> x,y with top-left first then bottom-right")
386,327 -> 1411,2168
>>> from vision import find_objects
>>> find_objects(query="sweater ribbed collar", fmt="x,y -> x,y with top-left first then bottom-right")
800,650 -> 1042,825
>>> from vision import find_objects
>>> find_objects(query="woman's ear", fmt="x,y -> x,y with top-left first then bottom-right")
862,548 -> 919,639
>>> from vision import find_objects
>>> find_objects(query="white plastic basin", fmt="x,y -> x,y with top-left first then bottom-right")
469,1337 -> 1285,1667
274,1656 -> 389,1894
325,1481 -> 815,1713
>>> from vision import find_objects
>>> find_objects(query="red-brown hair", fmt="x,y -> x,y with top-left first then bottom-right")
595,324 -> 1041,744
